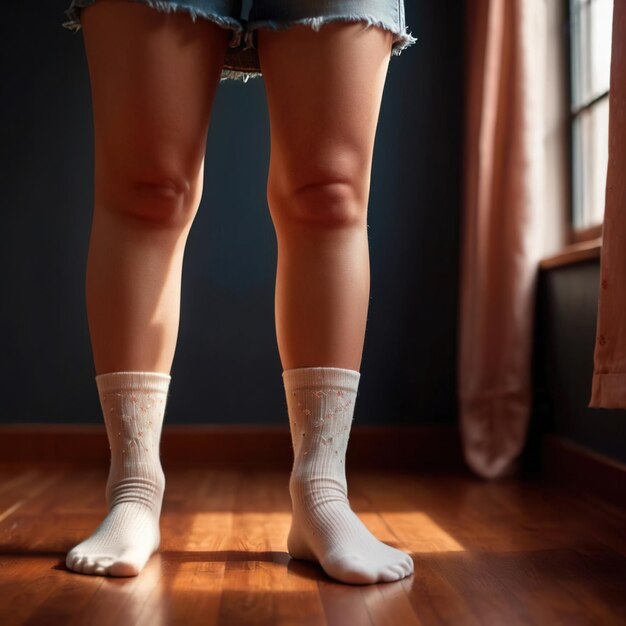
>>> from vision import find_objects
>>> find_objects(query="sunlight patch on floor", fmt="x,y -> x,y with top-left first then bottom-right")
172,510 -> 463,554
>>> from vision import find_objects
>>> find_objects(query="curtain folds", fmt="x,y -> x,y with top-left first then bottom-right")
459,0 -> 545,479
460,0 -> 625,479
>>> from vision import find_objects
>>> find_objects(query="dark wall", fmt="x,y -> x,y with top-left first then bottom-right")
0,2 -> 464,426
530,260 -> 626,465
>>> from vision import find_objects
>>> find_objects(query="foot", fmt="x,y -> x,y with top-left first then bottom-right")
288,474 -> 414,584
282,366 -> 414,585
65,498 -> 162,577
66,371 -> 171,577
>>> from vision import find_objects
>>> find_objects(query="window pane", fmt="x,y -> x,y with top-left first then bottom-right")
570,0 -> 587,108
572,97 -> 610,228
590,0 -> 613,96
570,0 -> 613,108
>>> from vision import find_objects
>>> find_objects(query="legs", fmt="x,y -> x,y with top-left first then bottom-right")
82,0 -> 229,375
65,0 -> 229,576
64,0 -> 412,582
257,22 -> 414,583
258,21 -> 392,371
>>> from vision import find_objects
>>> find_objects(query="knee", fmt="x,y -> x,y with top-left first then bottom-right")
269,176 -> 367,229
99,169 -> 200,228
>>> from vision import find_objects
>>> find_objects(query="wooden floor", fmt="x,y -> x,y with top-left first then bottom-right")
0,464 -> 624,626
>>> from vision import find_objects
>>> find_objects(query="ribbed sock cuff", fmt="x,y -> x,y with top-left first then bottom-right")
282,366 -> 360,391
95,371 -> 172,394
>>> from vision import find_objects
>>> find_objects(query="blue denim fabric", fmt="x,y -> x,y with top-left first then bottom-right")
62,0 -> 417,82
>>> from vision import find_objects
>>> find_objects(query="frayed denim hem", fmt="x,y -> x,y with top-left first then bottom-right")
245,15 -> 415,57
221,15 -> 417,83
61,0 -> 245,47
61,3 -> 417,84
219,68 -> 263,83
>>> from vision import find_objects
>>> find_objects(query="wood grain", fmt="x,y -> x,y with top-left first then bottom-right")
0,466 -> 624,625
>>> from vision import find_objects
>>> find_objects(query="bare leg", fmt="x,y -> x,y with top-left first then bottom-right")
82,0 -> 229,375
258,22 -> 414,583
258,22 -> 391,371
65,0 -> 229,576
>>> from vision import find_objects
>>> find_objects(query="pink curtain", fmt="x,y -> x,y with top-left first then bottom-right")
589,0 -> 626,409
459,0 -> 545,479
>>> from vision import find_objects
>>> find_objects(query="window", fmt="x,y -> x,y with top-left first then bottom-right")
568,0 -> 613,241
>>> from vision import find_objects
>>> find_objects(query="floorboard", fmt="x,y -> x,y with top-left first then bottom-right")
0,464 -> 624,625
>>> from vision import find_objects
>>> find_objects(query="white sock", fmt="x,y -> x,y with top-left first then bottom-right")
282,366 -> 414,584
66,371 -> 171,577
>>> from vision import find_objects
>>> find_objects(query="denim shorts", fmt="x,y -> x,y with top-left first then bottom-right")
61,0 -> 417,83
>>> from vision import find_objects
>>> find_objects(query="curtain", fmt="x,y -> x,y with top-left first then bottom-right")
459,0 -> 545,479
589,0 -> 626,409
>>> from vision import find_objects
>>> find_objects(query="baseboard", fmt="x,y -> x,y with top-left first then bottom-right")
0,424 -> 468,472
541,435 -> 626,510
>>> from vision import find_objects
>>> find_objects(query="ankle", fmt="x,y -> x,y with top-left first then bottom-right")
106,466 -> 166,510
289,465 -> 348,510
